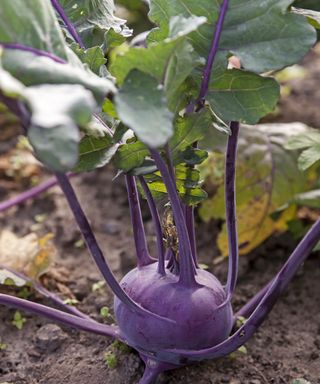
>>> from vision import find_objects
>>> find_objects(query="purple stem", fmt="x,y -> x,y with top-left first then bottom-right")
138,176 -> 165,275
50,0 -> 84,48
125,175 -> 153,268
0,43 -> 66,64
139,366 -> 162,384
0,173 -> 75,213
55,173 -> 173,323
185,205 -> 199,268
165,144 -> 175,182
151,218 -> 320,363
225,122 -> 239,298
0,293 -> 121,339
150,150 -> 196,288
197,0 -> 229,104
235,280 -> 273,320
0,265 -> 90,320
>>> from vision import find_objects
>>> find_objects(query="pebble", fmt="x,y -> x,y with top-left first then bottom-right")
34,324 -> 68,352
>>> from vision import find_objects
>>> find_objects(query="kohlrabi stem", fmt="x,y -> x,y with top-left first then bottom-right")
197,0 -> 229,105
0,293 -> 121,339
185,205 -> 199,268
150,150 -> 196,287
0,173 -> 75,213
55,173 -> 173,323
0,265 -> 91,320
0,43 -> 66,63
153,218 -> 320,364
50,0 -> 84,48
138,176 -> 165,275
225,122 -> 239,298
125,175 -> 153,268
139,366 -> 162,384
165,143 -> 175,181
234,280 -> 273,321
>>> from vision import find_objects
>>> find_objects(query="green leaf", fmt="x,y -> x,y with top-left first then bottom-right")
286,130 -> 320,171
149,0 -> 316,73
199,123 -> 312,255
292,7 -> 320,29
74,135 -> 118,172
115,70 -> 173,147
145,165 -> 208,205
26,84 -> 96,172
170,110 -> 212,157
285,130 -> 320,149
293,189 -> 320,208
298,144 -> 320,170
1,50 -> 115,104
0,62 -> 25,97
58,0 -> 132,48
110,15 -> 206,111
206,69 -> 280,124
0,0 -> 68,59
70,45 -> 107,75
113,141 -> 149,172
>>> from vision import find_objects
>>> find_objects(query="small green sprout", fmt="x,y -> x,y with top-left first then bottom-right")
63,298 -> 79,306
11,310 -> 26,330
100,306 -> 110,318
111,340 -> 131,354
92,280 -> 106,292
17,286 -> 32,299
74,238 -> 85,248
0,338 -> 7,351
103,351 -> 117,369
235,315 -> 247,329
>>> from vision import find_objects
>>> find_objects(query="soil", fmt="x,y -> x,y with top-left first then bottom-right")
1,45 -> 320,384
0,167 -> 320,384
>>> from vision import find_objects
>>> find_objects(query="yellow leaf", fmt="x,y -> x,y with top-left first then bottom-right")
0,230 -> 56,279
218,202 -> 297,256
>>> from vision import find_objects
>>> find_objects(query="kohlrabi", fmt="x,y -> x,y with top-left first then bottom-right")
0,0 -> 319,383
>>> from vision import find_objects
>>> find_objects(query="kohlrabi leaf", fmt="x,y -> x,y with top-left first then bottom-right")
110,15 -> 206,110
199,123 -> 313,256
143,165 -> 208,205
285,130 -> 320,170
170,110 -> 212,163
74,135 -> 118,172
0,64 -> 25,98
1,50 -> 115,104
0,0 -> 68,60
292,7 -> 320,29
206,69 -> 280,124
58,0 -> 132,48
149,0 -> 316,73
114,70 -> 173,147
26,84 -> 96,171
113,141 -> 149,173
70,45 -> 107,75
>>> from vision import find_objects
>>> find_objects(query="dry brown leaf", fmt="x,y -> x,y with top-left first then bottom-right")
0,230 -> 56,279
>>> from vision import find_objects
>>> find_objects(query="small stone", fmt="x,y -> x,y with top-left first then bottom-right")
250,380 -> 261,384
35,324 -> 68,352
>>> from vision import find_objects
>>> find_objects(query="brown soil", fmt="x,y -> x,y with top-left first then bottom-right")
0,167 -> 319,384
1,43 -> 320,384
